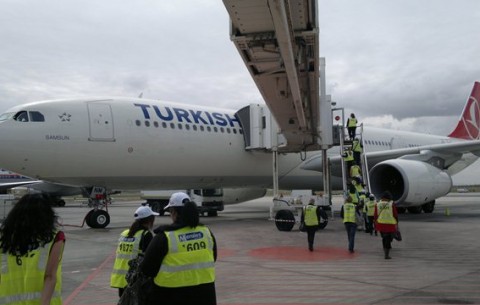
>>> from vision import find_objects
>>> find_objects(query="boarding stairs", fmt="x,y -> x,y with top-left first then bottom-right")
339,124 -> 371,196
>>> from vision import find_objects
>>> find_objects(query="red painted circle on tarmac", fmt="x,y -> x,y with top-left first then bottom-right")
249,246 -> 355,261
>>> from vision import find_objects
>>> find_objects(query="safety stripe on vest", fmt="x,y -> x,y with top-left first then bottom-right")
0,289 -> 61,304
111,268 -> 128,275
159,261 -> 215,273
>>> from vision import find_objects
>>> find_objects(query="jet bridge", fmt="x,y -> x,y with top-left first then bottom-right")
223,0 -> 333,152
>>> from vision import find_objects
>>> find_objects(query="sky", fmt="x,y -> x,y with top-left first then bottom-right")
1,0 -> 480,183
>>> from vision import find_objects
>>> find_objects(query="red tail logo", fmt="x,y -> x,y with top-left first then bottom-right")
448,82 -> 480,140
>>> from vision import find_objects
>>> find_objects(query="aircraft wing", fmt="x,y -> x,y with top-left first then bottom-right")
302,139 -> 480,176
0,181 -> 43,192
223,0 -> 332,152
0,180 -> 85,197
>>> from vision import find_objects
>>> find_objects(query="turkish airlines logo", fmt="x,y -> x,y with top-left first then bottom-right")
462,95 -> 480,139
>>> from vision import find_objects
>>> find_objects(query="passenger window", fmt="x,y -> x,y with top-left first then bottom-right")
29,111 -> 45,122
14,111 -> 29,122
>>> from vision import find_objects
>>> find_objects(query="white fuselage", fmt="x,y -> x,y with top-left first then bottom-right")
0,97 -> 464,191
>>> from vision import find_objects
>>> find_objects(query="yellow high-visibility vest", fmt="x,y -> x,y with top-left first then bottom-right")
366,199 -> 376,216
304,205 -> 319,226
154,226 -> 215,288
352,140 -> 363,153
348,191 -> 359,204
350,165 -> 361,177
343,203 -> 356,223
0,235 -> 62,305
343,150 -> 354,161
348,118 -> 357,127
110,229 -> 146,288
376,200 -> 397,225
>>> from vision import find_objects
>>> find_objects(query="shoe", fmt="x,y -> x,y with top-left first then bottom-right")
384,249 -> 391,259
309,245 -> 313,252
349,249 -> 354,253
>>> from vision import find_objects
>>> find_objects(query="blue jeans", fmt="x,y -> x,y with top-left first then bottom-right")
344,222 -> 357,251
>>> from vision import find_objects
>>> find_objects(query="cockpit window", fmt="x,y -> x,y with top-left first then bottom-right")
29,111 -> 45,122
0,112 -> 15,122
11,111 -> 45,122
14,111 -> 29,122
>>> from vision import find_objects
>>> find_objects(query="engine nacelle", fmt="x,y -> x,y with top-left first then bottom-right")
369,159 -> 452,207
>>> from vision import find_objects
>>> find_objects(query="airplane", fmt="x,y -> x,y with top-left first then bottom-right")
0,82 -> 479,228
0,168 -> 32,185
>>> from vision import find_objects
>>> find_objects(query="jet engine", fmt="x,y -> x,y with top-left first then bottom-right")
369,159 -> 452,211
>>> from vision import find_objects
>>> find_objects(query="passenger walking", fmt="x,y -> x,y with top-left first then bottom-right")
300,198 -> 322,251
347,113 -> 357,139
0,194 -> 65,305
141,192 -> 217,305
110,205 -> 158,297
341,196 -> 357,253
374,191 -> 399,259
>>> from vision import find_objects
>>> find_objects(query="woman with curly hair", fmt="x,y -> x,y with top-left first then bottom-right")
0,194 -> 65,305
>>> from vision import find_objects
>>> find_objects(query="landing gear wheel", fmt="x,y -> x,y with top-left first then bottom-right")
89,210 -> 110,228
397,207 -> 406,214
274,210 -> 295,231
57,199 -> 66,207
422,201 -> 435,213
207,211 -> 218,217
407,206 -> 423,214
85,210 -> 94,228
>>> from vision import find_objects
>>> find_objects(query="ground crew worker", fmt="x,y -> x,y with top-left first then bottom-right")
341,196 -> 357,253
358,191 -> 367,231
365,194 -> 377,235
374,191 -> 399,259
342,147 -> 354,171
349,162 -> 362,179
300,198 -> 322,251
347,184 -> 359,206
141,192 -> 217,305
347,113 -> 357,139
352,177 -> 364,194
110,205 -> 158,297
352,137 -> 363,165
0,194 -> 65,305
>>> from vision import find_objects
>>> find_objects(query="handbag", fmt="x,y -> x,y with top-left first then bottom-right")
393,225 -> 402,241
118,254 -> 151,305
299,222 -> 307,232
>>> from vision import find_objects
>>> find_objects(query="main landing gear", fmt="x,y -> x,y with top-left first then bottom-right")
83,187 -> 111,229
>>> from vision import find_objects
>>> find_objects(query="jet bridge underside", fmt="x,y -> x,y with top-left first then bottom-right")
223,0 -> 332,152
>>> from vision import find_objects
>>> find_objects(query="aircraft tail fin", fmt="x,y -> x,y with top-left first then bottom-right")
448,82 -> 480,140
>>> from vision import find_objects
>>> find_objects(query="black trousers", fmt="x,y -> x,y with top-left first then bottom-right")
306,227 -> 317,247
381,232 -> 394,249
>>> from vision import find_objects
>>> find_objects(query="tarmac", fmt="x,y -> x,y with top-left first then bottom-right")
52,194 -> 480,305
